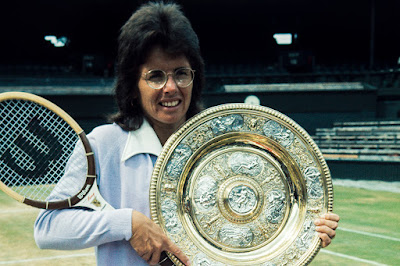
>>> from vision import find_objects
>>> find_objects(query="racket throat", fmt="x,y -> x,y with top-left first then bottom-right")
74,178 -> 114,211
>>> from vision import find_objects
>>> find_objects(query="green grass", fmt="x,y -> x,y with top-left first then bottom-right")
11,184 -> 55,201
333,186 -> 400,237
0,191 -> 95,265
311,186 -> 400,266
0,185 -> 399,265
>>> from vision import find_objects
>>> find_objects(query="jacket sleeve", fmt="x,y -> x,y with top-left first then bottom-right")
34,207 -> 132,250
33,130 -> 133,250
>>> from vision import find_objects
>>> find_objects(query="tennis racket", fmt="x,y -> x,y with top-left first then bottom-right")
0,91 -> 175,265
0,91 -> 111,211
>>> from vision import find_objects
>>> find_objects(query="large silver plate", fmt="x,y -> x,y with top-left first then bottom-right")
150,104 -> 333,265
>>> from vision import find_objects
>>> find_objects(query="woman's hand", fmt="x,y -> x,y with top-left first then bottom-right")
315,213 -> 340,248
130,211 -> 191,265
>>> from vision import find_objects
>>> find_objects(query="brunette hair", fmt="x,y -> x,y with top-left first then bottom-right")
110,1 -> 205,130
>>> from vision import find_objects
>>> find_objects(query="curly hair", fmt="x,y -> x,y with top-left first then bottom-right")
110,1 -> 205,131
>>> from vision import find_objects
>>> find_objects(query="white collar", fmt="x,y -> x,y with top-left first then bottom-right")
121,119 -> 162,162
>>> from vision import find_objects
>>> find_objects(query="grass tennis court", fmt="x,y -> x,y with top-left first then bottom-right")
0,182 -> 399,265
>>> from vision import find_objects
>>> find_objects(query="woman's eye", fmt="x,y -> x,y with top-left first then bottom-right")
148,71 -> 164,81
175,69 -> 190,78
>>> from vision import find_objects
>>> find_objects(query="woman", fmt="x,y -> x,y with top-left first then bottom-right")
34,2 -> 339,266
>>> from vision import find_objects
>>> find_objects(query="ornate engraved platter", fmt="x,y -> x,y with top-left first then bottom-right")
150,103 -> 333,266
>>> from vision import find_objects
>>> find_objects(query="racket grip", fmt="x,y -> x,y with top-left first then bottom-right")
159,251 -> 182,266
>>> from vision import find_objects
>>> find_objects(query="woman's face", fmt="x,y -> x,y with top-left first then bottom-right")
138,46 -> 193,131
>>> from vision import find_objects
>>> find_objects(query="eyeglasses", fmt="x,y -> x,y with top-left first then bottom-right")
143,67 -> 195,89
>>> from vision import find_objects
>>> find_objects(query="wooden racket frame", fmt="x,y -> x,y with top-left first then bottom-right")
0,91 -> 96,209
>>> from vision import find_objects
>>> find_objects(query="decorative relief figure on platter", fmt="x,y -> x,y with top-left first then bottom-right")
211,114 -> 244,135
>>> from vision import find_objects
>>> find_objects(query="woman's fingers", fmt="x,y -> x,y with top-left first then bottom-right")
141,252 -> 152,263
318,230 -> 333,248
315,213 -> 340,231
316,224 -> 337,238
322,213 -> 340,223
315,212 -> 340,248
130,211 -> 191,265
147,252 -> 161,266
166,243 -> 191,266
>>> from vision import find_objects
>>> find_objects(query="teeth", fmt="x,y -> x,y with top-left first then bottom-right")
161,100 -> 179,107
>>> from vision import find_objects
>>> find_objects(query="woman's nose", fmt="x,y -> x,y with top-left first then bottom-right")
163,75 -> 179,92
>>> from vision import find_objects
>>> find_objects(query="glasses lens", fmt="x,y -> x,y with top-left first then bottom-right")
145,68 -> 194,89
174,68 -> 194,87
146,70 -> 166,89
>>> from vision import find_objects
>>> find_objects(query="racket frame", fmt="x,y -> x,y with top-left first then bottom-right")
0,91 -> 100,210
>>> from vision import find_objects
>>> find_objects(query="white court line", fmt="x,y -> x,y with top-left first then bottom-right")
333,179 -> 400,194
339,227 -> 400,242
320,250 -> 388,266
0,253 -> 94,265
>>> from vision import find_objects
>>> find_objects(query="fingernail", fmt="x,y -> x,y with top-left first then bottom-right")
314,219 -> 320,225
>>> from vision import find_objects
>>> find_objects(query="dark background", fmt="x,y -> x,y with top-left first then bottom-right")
1,0 -> 399,69
1,0 -> 399,181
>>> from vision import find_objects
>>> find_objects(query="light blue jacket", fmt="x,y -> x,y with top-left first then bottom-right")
34,120 -> 162,265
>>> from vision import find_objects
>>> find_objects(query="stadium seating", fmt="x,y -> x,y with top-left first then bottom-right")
313,121 -> 400,162
204,63 -> 400,91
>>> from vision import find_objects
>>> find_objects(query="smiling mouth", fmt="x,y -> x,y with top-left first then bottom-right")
160,100 -> 180,107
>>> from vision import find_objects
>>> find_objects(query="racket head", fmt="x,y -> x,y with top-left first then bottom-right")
0,91 -> 96,209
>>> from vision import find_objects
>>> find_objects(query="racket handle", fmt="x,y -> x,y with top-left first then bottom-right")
159,251 -> 182,266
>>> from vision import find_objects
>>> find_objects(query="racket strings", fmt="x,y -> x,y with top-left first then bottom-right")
50,142 -> 88,201
0,99 -> 84,202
